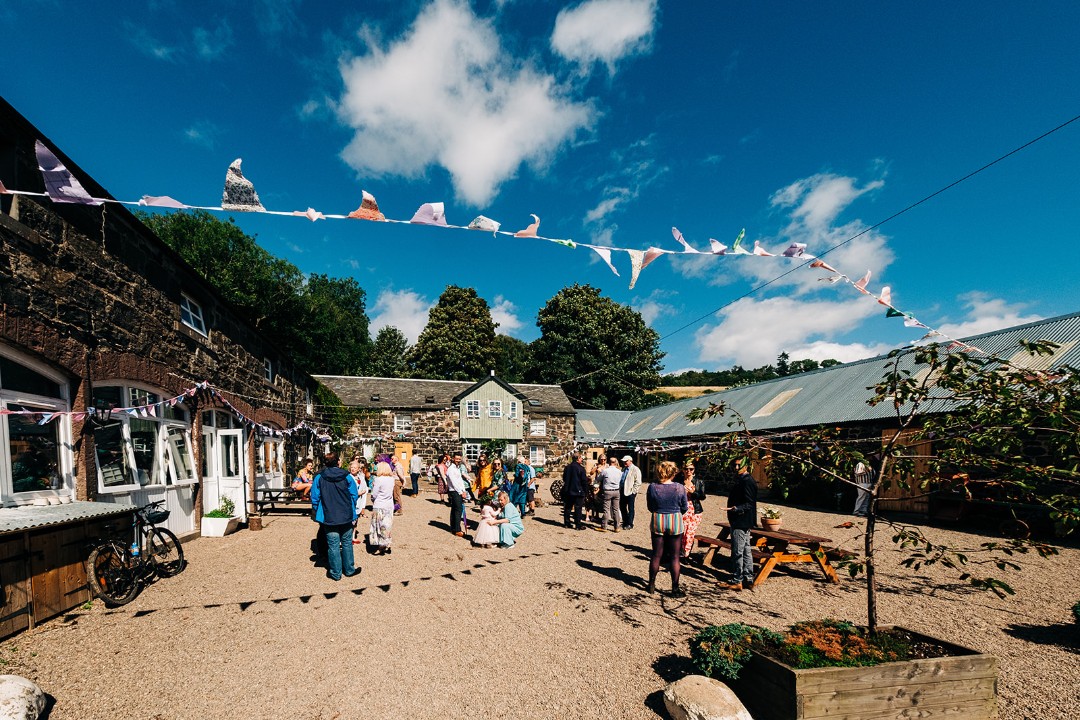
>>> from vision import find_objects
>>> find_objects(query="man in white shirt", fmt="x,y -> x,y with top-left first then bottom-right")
446,452 -> 469,537
619,455 -> 643,529
409,453 -> 423,497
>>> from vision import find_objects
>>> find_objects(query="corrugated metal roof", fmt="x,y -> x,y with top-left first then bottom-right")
0,501 -> 132,535
577,310 -> 1080,443
575,409 -> 632,442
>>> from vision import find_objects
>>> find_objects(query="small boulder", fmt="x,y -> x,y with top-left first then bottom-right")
664,675 -> 753,720
0,676 -> 46,720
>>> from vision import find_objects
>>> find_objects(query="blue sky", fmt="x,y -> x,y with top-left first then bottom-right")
5,1 -> 1080,374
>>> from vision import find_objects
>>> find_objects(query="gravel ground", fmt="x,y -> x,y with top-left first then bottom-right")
2,488 -> 1078,720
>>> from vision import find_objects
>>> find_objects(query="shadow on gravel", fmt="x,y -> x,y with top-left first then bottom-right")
643,689 -> 668,719
531,517 -> 569,529
1004,622 -> 1080,654
652,653 -> 697,683
576,559 -> 647,591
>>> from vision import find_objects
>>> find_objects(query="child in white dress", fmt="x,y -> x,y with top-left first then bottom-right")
472,500 -> 501,548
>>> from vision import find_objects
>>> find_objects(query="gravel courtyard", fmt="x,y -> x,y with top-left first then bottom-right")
2,490 -> 1078,720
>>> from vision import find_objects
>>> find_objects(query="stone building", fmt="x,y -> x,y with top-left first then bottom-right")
314,374 -> 576,471
0,97 -> 316,636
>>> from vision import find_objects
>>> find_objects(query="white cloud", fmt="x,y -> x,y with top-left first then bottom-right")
336,0 -> 594,206
584,190 -> 630,225
695,296 -> 889,367
490,295 -> 524,334
551,0 -> 658,73
369,289 -> 433,343
632,290 -> 677,326
182,120 -> 221,148
771,173 -> 884,233
193,22 -> 233,60
936,293 -> 1042,339
124,22 -> 180,61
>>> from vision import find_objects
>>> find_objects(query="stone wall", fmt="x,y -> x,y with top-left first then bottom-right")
0,109 -> 314,504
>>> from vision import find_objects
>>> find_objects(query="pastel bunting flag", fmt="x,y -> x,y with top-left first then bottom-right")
292,208 -> 326,222
138,195 -> 188,209
905,317 -> 929,329
627,249 -> 645,289
877,286 -> 892,307
643,247 -> 667,268
467,215 -> 500,233
587,245 -> 620,277
730,229 -> 750,255
37,413 -> 54,425
672,227 -> 700,253
810,259 -> 839,274
886,308 -> 905,318
35,140 -> 101,205
221,159 -> 265,212
551,238 -> 576,249
752,240 -> 775,257
514,214 -> 540,237
0,179 -> 6,193
348,190 -> 385,221
782,242 -> 813,258
709,239 -> 728,255
853,270 -> 872,294
410,202 -> 447,226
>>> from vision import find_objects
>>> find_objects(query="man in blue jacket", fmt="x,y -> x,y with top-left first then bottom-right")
311,452 -> 360,581
561,452 -> 588,530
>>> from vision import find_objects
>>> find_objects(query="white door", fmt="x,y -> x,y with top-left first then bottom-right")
217,429 -> 247,522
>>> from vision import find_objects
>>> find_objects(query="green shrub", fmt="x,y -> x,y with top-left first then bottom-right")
1072,600 -> 1080,624
204,496 -> 235,519
689,623 -> 783,680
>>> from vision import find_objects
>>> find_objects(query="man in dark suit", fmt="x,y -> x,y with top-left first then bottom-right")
721,458 -> 758,591
561,452 -> 588,530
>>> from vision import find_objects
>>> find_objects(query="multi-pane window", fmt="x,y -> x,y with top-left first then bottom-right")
508,401 -> 518,419
529,419 -> 547,437
487,400 -> 502,418
462,443 -> 481,463
529,445 -> 546,466
394,413 -> 413,432
1,349 -> 70,501
179,294 -> 207,335
94,384 -> 195,491
263,358 -> 273,383
466,400 -> 480,418
503,443 -> 518,462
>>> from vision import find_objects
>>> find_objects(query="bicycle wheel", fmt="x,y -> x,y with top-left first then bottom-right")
549,478 -> 564,503
86,544 -> 140,606
147,527 -> 185,577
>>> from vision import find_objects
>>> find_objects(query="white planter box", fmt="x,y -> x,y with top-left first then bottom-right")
201,516 -> 240,537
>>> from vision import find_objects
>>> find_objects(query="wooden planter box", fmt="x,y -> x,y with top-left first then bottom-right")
726,628 -> 997,720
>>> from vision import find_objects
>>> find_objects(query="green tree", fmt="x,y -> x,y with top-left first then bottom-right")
139,209 -> 304,350
370,326 -> 410,378
295,275 -> 372,375
410,286 -> 497,380
528,284 -> 664,410
494,335 -> 533,383
776,352 -> 791,376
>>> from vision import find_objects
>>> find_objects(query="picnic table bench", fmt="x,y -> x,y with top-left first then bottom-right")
248,487 -> 311,515
697,522 -> 844,588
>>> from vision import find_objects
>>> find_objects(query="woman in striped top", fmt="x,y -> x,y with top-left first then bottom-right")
645,460 -> 689,597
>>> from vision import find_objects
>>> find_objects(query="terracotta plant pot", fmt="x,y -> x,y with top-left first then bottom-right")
761,517 -> 782,531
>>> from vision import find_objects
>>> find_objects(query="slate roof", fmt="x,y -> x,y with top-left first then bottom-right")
576,311 -> 1080,443
0,501 -> 132,535
314,375 -> 575,414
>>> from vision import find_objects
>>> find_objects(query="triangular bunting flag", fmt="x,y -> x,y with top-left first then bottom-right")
810,259 -> 839,273
348,190 -> 385,221
752,240 -> 775,257
877,286 -> 892,306
886,308 -> 905,318
467,215 -> 500,233
138,195 -> 188,209
672,227 -> 700,253
730,229 -> 750,254
514,214 -> 540,237
906,318 -> 929,329
35,140 -> 101,205
587,245 -> 620,277
708,239 -> 727,255
221,159 -> 265,212
410,202 -> 447,226
853,270 -> 872,294
627,249 -> 645,289
642,247 -> 667,269
292,208 -> 326,222
781,242 -> 813,258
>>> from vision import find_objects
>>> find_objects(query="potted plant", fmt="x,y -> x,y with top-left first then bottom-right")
202,497 -> 239,537
760,506 -> 783,531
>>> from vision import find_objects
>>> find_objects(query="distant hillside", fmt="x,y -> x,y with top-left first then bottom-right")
650,386 -> 727,399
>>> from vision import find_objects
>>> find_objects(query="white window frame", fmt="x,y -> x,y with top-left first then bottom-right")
179,294 -> 207,335
465,400 -> 480,419
503,443 -> 518,462
0,345 -> 73,506
529,419 -> 547,437
509,401 -> 518,419
529,445 -> 546,466
263,358 -> 273,383
394,413 -> 413,432
462,443 -> 482,463
94,382 -> 196,494
487,400 -> 502,418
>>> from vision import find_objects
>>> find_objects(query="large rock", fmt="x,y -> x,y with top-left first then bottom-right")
0,676 -> 45,720
664,675 -> 753,720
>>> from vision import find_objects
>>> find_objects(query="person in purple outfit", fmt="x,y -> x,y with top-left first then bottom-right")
645,460 -> 688,597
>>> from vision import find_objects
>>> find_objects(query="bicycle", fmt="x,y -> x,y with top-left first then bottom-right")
86,500 -> 186,605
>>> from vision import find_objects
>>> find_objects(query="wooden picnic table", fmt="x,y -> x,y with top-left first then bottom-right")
248,487 -> 310,515
695,521 -> 842,587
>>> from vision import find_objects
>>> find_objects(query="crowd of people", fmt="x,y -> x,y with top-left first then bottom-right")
302,448 -> 758,597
